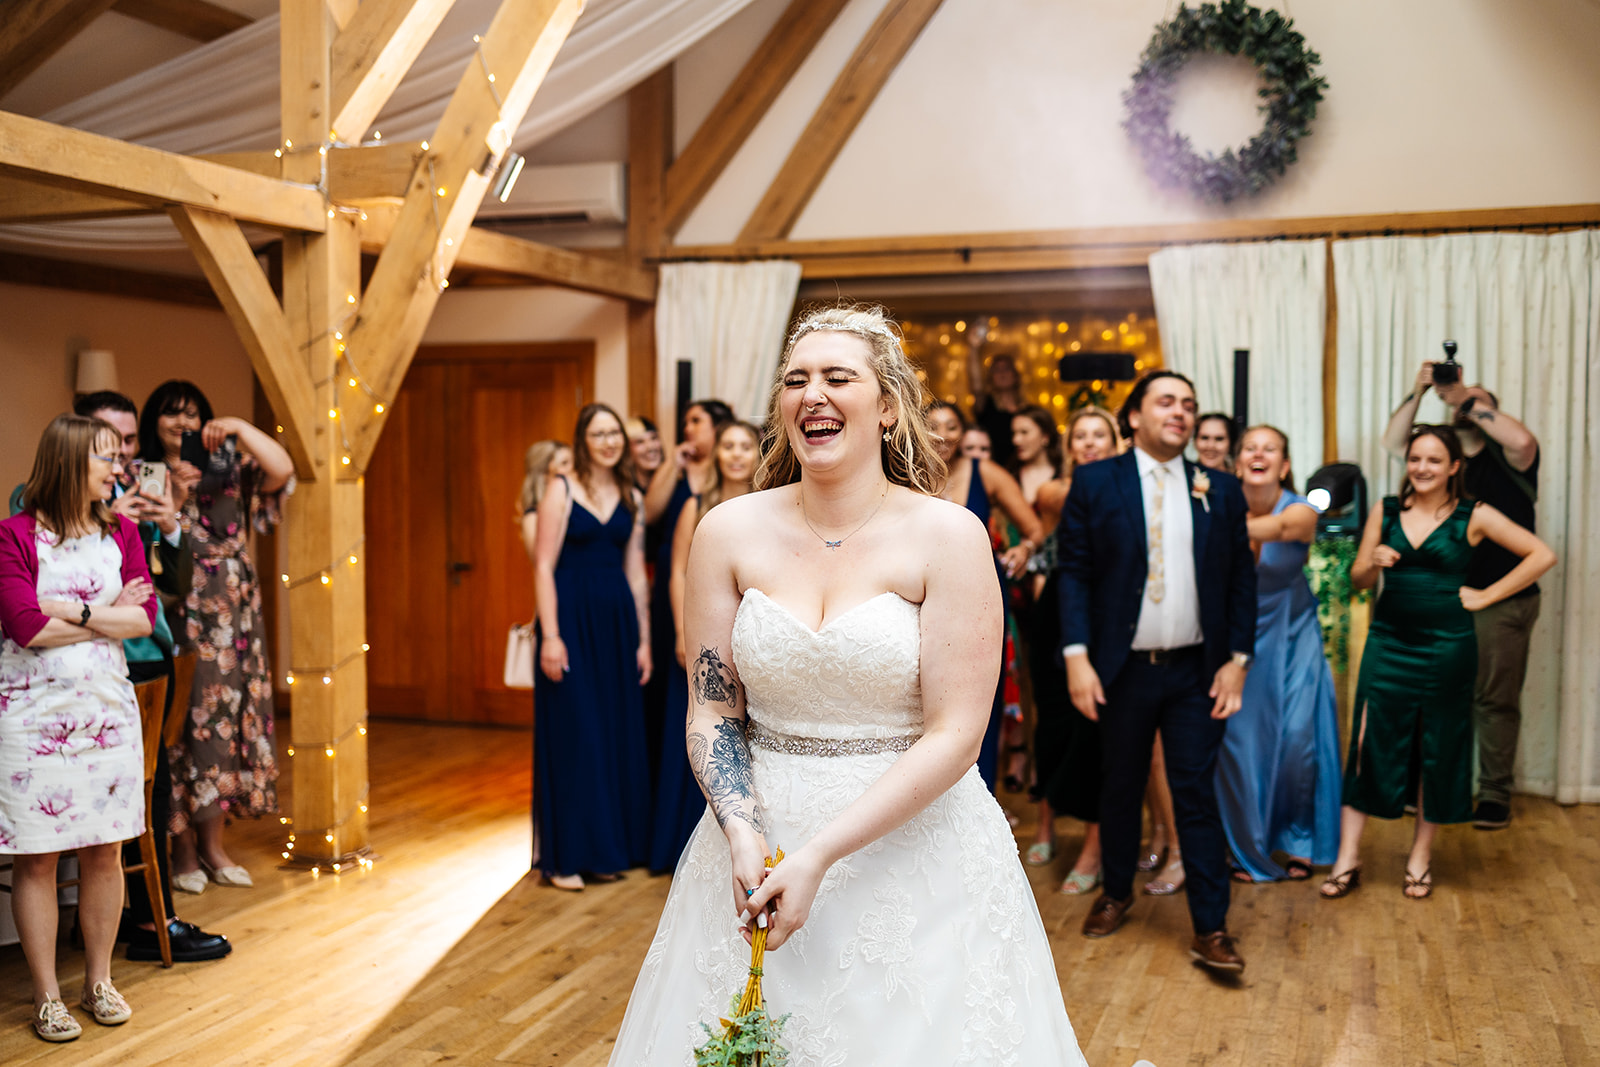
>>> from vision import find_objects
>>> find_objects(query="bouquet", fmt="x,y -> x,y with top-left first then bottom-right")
693,849 -> 790,1067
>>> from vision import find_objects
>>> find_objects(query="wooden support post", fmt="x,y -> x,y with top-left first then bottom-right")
1323,240 -> 1338,465
627,65 -> 673,261
627,300 -> 656,421
278,0 -> 370,864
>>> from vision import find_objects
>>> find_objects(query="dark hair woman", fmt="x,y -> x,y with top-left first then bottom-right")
650,419 -> 763,871
139,380 -> 294,895
638,398 -> 733,813
1323,425 -> 1554,900
1194,412 -> 1238,474
531,403 -> 652,890
0,415 -> 156,1040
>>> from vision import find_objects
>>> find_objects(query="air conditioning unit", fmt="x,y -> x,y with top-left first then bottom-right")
473,162 -> 626,224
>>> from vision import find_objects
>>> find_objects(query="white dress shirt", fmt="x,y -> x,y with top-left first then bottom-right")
1129,448 -> 1203,651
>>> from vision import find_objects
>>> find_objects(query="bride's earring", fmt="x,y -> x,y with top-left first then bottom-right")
882,427 -> 891,443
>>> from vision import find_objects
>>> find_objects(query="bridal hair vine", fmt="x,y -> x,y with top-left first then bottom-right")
785,317 -> 904,355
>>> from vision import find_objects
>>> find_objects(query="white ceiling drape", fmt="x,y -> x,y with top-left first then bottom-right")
1,0 -> 756,251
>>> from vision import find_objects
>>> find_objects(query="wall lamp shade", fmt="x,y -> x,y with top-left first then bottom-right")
1305,462 -> 1368,537
75,349 -> 119,394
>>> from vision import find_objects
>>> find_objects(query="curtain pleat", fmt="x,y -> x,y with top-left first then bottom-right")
654,261 -> 803,431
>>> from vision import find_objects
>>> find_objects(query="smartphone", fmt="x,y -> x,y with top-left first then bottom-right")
136,460 -> 167,500
180,430 -> 208,469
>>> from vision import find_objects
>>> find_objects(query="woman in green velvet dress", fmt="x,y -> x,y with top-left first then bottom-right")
1321,425 -> 1553,900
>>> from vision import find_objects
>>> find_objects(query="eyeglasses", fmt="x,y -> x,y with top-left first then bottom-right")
92,453 -> 119,464
586,429 -> 625,442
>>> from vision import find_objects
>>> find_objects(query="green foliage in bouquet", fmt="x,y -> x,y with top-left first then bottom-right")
693,1000 -> 790,1067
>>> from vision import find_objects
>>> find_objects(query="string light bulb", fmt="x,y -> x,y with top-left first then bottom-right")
320,573 -> 331,586
286,747 -> 295,757
375,403 -> 385,414
349,555 -> 359,565
328,408 -> 339,420
321,675 -> 332,685
347,294 -> 357,304
341,456 -> 351,466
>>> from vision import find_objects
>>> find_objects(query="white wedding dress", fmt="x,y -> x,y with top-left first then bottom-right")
609,589 -> 1088,1066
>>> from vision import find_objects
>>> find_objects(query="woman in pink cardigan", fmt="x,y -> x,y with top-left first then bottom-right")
0,414 -> 156,1043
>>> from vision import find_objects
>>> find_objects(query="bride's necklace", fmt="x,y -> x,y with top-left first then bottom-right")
799,483 -> 889,550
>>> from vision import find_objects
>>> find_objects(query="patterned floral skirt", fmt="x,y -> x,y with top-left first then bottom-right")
170,552 -> 279,832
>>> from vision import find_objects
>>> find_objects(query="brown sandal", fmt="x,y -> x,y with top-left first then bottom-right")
1320,866 -> 1361,898
1403,867 -> 1433,899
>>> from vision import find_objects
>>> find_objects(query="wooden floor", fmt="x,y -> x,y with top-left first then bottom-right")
1,721 -> 1597,1066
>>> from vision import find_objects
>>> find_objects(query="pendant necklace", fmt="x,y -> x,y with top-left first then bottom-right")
799,483 -> 889,550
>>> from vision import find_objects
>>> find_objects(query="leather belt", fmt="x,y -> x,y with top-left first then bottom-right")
1133,644 -> 1203,665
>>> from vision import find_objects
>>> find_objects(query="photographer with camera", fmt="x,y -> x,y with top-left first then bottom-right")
1381,344 -> 1541,831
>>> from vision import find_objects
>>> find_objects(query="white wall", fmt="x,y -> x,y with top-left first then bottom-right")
675,0 -> 1600,243
421,286 -> 630,411
0,281 -> 254,496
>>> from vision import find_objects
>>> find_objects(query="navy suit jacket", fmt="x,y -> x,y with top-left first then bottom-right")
1057,451 -> 1257,690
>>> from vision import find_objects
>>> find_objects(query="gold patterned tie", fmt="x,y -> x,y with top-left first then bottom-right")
1147,465 -> 1166,603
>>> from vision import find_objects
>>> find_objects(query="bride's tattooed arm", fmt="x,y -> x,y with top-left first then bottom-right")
687,646 -> 764,834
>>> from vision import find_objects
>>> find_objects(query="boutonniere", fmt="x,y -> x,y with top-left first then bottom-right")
1191,470 -> 1211,512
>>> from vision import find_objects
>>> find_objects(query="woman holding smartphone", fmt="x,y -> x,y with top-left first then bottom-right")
138,380 -> 294,894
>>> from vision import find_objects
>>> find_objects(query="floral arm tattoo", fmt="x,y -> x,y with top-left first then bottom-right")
687,646 -> 764,834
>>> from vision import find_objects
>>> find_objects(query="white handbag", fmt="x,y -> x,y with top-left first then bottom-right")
504,623 -> 535,689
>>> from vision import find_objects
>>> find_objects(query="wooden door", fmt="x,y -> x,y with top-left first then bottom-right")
366,342 -> 593,725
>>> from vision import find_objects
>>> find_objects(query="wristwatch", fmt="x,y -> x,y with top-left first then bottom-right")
1230,651 -> 1253,670
79,603 -> 92,627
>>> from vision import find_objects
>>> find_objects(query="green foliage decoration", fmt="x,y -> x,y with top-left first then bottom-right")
693,1000 -> 790,1067
1122,0 -> 1328,204
1306,537 -> 1370,676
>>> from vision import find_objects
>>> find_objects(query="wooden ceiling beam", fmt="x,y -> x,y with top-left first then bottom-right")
110,0 -> 251,41
0,0 -> 120,98
738,0 -> 945,243
346,0 -> 584,470
0,111 -> 328,231
168,205 -> 317,475
330,0 -> 458,143
0,143 -> 423,223
0,249 -> 220,307
626,65 -> 672,262
661,0 -> 850,237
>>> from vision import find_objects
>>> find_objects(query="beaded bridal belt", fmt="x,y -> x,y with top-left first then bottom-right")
747,721 -> 921,757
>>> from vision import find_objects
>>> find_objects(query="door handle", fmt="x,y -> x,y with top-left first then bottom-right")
450,561 -> 474,572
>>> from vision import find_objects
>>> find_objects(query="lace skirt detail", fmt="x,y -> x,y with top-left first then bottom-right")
608,749 -> 1086,1067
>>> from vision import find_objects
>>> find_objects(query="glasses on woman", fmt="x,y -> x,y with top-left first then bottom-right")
586,429 -> 625,442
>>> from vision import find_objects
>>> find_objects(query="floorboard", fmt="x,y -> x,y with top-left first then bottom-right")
1,719 -> 1596,1065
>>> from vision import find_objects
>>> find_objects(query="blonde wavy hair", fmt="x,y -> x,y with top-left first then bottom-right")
1063,406 -> 1122,474
754,304 -> 946,495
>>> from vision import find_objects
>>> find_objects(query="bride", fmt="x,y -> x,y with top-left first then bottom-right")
608,305 -> 1087,1065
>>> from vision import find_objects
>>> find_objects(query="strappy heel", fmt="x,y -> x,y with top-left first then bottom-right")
1403,867 -> 1433,899
1320,866 -> 1361,899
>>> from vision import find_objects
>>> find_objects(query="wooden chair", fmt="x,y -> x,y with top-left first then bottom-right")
163,652 -> 196,751
0,676 -> 173,967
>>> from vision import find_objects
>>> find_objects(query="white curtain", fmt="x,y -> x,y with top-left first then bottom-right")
1148,240 -> 1328,467
1334,230 -> 1600,804
654,261 -> 803,433
0,0 -> 757,250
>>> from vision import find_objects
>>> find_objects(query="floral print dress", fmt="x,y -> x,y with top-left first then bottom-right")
0,529 -> 144,854
170,450 -> 288,832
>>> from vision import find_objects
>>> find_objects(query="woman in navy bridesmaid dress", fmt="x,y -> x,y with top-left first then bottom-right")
639,401 -> 732,808
925,402 -> 1042,789
649,420 -> 760,872
531,404 -> 653,890
1216,426 -> 1341,883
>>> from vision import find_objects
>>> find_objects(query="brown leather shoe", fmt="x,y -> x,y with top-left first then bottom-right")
1081,893 -> 1132,938
1189,930 -> 1245,972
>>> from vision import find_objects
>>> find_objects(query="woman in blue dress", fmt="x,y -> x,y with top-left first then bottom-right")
639,400 -> 732,808
925,402 -> 1041,789
649,420 -> 762,872
532,403 -> 653,890
1216,425 -> 1340,882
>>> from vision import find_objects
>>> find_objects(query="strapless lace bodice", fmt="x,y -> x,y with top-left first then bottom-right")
732,588 -> 923,741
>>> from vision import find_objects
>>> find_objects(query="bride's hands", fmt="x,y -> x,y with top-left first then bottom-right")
727,824 -> 771,928
742,845 -> 827,951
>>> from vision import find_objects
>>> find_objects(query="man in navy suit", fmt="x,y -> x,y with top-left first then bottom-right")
1058,370 -> 1256,971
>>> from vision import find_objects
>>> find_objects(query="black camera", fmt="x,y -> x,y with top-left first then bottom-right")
1432,340 -> 1462,386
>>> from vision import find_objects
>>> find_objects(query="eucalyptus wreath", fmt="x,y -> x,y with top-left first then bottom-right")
1122,0 -> 1328,204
